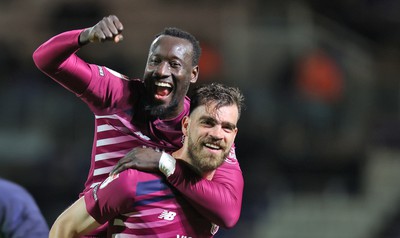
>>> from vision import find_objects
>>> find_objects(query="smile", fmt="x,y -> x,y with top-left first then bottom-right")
204,143 -> 221,150
154,81 -> 173,98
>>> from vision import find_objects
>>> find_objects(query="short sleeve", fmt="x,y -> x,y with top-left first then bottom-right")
84,170 -> 137,224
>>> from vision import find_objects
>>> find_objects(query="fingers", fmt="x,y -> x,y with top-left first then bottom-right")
110,15 -> 124,32
114,34 -> 123,43
109,147 -> 161,176
101,16 -> 120,36
109,156 -> 131,175
91,15 -> 124,43
110,161 -> 129,176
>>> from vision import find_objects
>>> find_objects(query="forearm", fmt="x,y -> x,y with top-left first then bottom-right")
113,148 -> 244,228
49,219 -> 80,238
33,29 -> 83,72
33,29 -> 92,94
49,197 -> 100,238
167,160 -> 244,228
49,218 -> 97,238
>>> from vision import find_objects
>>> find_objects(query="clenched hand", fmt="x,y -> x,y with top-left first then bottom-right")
79,15 -> 124,45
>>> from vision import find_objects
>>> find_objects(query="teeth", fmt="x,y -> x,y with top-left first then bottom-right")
155,82 -> 172,88
205,143 -> 220,149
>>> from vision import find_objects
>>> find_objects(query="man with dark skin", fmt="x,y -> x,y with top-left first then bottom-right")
33,15 -> 243,237
48,83 -> 244,238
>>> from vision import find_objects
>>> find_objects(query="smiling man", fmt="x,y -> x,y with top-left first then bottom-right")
33,15 -> 243,237
143,32 -> 197,119
48,83 -> 244,238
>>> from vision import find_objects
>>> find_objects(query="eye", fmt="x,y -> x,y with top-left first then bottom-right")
200,118 -> 215,127
222,124 -> 236,133
223,127 -> 234,133
148,57 -> 161,66
169,61 -> 181,69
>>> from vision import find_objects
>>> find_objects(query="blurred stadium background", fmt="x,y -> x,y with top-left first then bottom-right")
1,0 -> 400,237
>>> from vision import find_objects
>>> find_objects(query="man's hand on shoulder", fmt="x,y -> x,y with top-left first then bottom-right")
110,147 -> 162,176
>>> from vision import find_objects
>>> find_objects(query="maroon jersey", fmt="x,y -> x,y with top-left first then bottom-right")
33,30 -> 243,236
85,162 -> 219,237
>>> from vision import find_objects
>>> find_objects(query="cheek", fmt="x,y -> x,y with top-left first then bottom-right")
175,72 -> 191,85
225,134 -> 236,144
190,127 -> 206,140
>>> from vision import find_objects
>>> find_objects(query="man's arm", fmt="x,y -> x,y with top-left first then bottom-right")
167,158 -> 243,228
32,28 -> 92,94
49,197 -> 101,238
50,171 -> 137,238
111,147 -> 243,228
32,15 -> 124,94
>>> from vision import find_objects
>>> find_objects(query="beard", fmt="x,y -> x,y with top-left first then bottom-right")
143,73 -> 192,118
187,133 -> 229,173
145,97 -> 179,118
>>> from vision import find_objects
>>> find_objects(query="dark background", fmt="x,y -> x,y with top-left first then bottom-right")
1,0 -> 400,237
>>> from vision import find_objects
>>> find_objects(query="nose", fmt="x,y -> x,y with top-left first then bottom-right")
154,61 -> 171,77
208,126 -> 224,140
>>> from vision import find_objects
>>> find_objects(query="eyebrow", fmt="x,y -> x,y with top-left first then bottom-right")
150,54 -> 185,63
199,115 -> 237,129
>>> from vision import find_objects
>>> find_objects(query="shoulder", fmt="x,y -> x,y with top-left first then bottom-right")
100,170 -> 161,191
0,179 -> 40,215
224,145 -> 239,165
0,179 -> 32,200
101,170 -> 139,188
94,170 -> 141,203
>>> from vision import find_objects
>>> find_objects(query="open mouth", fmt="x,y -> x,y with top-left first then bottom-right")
204,143 -> 222,151
154,81 -> 173,100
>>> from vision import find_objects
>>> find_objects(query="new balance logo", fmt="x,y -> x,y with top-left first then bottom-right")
176,235 -> 192,238
158,210 -> 176,221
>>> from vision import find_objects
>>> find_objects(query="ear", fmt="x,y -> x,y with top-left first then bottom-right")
190,66 -> 199,83
182,116 -> 190,136
233,127 -> 238,137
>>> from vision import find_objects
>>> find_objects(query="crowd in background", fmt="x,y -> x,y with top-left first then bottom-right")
1,0 -> 400,237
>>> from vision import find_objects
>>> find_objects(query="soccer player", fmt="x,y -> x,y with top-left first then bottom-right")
49,83 -> 244,238
33,15 -> 243,237
0,178 -> 49,238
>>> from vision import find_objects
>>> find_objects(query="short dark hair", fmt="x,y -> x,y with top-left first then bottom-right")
156,27 -> 201,66
190,83 -> 245,119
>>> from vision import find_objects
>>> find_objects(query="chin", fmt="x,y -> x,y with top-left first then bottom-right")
147,105 -> 168,117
